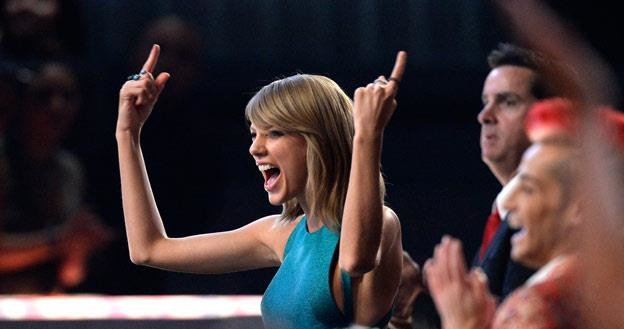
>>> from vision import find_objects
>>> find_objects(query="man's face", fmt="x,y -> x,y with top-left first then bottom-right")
504,144 -> 575,268
479,66 -> 537,175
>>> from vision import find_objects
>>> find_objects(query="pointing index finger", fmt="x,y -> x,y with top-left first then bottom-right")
388,51 -> 407,93
141,44 -> 161,73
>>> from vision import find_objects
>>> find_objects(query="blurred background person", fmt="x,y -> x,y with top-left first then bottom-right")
0,61 -> 111,294
0,0 -> 85,64
0,65 -> 21,229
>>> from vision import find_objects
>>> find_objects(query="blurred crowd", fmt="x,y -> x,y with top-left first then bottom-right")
1,1 -> 623,328
0,0 -> 230,294
0,0 -> 110,294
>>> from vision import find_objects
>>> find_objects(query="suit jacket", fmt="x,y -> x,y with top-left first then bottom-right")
473,219 -> 536,300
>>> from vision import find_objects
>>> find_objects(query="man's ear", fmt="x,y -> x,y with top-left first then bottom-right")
566,200 -> 583,227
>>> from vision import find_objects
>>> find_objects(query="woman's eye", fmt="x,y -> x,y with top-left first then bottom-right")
268,130 -> 285,138
250,132 -> 257,140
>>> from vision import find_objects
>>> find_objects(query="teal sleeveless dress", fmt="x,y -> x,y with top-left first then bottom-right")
261,216 -> 391,329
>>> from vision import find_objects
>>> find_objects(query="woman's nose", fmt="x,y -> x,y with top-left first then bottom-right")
249,136 -> 266,157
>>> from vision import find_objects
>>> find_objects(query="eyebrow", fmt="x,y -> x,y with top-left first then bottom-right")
497,92 -> 521,98
493,92 -> 521,100
482,91 -> 521,102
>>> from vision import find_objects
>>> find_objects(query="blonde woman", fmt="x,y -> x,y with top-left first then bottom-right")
116,44 -> 406,328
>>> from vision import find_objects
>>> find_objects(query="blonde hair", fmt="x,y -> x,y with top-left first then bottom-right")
245,74 -> 385,231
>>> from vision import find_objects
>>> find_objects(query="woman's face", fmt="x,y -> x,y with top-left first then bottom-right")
249,123 -> 308,206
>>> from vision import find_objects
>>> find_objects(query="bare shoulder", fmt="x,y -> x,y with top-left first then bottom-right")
382,206 -> 401,236
247,214 -> 302,263
249,214 -> 301,235
383,206 -> 399,219
247,214 -> 283,229
376,206 -> 402,260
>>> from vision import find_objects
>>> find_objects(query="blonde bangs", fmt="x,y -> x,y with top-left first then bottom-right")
245,81 -> 293,131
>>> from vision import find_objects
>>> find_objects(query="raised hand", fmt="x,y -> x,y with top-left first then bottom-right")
425,237 -> 496,329
352,51 -> 407,138
117,44 -> 171,134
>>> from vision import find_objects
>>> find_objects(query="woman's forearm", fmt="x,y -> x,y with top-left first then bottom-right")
339,133 -> 384,275
116,131 -> 167,265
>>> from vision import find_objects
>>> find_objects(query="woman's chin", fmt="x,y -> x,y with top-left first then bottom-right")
267,194 -> 285,206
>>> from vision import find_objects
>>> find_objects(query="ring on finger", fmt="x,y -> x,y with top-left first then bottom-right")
127,69 -> 149,81
374,78 -> 388,85
388,76 -> 401,84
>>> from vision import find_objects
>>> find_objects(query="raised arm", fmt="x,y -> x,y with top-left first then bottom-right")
116,45 -> 281,274
337,52 -> 407,325
339,51 -> 406,275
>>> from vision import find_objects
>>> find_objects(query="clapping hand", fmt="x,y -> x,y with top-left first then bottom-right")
425,237 -> 496,329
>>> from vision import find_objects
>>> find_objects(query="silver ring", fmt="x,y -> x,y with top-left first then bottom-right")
127,69 -> 149,81
388,76 -> 401,84
374,78 -> 388,85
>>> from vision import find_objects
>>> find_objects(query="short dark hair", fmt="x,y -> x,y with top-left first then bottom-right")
488,43 -> 547,71
487,43 -> 564,100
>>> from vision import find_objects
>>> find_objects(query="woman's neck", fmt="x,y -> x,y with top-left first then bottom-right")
297,197 -> 324,232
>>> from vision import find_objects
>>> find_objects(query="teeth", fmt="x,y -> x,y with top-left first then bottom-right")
258,164 -> 277,172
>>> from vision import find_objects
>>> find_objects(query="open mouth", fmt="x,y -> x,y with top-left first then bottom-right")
258,164 -> 281,191
511,228 -> 527,245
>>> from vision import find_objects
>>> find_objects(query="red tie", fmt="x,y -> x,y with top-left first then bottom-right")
479,208 -> 501,260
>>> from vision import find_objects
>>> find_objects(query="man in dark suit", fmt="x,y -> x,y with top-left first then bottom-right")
389,44 -> 564,327
474,43 -> 567,299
